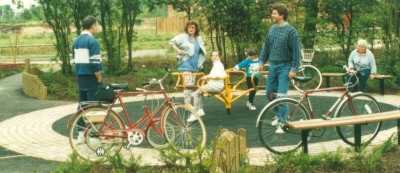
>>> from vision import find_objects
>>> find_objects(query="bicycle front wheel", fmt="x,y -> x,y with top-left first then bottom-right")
334,93 -> 382,146
292,65 -> 322,92
257,98 -> 309,154
163,104 -> 207,157
146,118 -> 169,149
69,105 -> 125,162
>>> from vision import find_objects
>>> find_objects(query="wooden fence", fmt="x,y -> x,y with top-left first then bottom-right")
156,16 -> 187,33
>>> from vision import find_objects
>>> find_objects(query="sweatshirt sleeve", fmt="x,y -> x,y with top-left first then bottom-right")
348,51 -> 355,70
90,39 -> 102,72
259,32 -> 270,64
235,59 -> 249,70
288,29 -> 301,72
369,51 -> 377,74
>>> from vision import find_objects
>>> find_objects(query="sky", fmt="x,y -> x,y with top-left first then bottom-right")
0,0 -> 38,11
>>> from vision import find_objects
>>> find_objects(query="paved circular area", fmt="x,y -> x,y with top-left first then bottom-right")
0,91 -> 399,166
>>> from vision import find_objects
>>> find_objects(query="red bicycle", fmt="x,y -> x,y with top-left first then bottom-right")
68,73 -> 207,162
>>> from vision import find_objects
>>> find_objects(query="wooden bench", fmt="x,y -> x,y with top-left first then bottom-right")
287,110 -> 400,153
371,74 -> 393,95
321,72 -> 346,88
322,73 -> 393,95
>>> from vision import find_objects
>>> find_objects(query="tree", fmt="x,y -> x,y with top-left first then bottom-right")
68,0 -> 96,35
121,0 -> 143,71
20,9 -> 33,21
168,0 -> 198,20
199,0 -> 268,63
303,0 -> 319,49
0,5 -> 15,23
320,0 -> 378,59
97,0 -> 124,74
29,5 -> 44,21
378,0 -> 400,84
39,0 -> 73,74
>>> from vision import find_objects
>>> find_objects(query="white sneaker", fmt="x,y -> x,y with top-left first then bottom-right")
77,131 -> 85,144
187,109 -> 205,123
246,101 -> 252,110
271,119 -> 279,126
187,114 -> 198,122
197,109 -> 205,117
275,125 -> 285,134
249,104 -> 256,111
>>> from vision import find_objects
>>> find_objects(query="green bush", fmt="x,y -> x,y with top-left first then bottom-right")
38,69 -> 78,100
53,153 -> 92,173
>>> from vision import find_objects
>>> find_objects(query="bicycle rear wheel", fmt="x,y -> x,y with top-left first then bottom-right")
257,98 -> 309,154
69,105 -> 125,162
163,104 -> 207,157
335,93 -> 382,146
292,65 -> 322,92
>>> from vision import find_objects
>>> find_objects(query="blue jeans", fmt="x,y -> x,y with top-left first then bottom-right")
346,69 -> 370,92
266,63 -> 291,123
77,75 -> 99,131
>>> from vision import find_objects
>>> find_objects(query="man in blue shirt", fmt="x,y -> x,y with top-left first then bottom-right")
72,16 -> 102,142
259,3 -> 301,133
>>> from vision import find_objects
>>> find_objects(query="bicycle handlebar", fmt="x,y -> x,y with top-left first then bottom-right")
143,70 -> 170,90
337,64 -> 359,89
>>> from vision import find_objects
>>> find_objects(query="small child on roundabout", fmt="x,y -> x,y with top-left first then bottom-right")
187,51 -> 226,122
233,48 -> 262,111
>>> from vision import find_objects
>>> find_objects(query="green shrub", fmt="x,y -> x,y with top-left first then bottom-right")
38,69 -> 78,100
53,153 -> 92,173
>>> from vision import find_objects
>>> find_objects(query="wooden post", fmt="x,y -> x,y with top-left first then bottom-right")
210,128 -> 248,173
397,119 -> 400,145
354,124 -> 362,152
301,130 -> 309,154
237,128 -> 247,161
155,17 -> 158,35
379,79 -> 385,95
24,58 -> 31,72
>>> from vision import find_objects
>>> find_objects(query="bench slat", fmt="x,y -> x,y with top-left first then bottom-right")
288,110 -> 400,130
321,73 -> 346,77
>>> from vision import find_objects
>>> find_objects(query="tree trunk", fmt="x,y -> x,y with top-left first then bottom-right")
303,0 -> 318,49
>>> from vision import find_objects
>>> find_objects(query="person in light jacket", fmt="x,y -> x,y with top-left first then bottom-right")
347,39 -> 377,92
170,21 -> 206,117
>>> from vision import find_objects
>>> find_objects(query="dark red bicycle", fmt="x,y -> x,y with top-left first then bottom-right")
69,73 -> 207,161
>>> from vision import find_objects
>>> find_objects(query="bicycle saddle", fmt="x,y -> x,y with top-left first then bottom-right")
293,76 -> 313,82
110,83 -> 129,90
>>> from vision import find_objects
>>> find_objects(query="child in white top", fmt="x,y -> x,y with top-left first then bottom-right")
187,51 -> 226,122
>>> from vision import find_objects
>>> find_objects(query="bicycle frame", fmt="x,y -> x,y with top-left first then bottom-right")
98,87 -> 177,139
299,86 -> 354,119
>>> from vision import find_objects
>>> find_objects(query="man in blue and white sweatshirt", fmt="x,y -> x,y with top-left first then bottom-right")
259,3 -> 301,133
72,16 -> 102,142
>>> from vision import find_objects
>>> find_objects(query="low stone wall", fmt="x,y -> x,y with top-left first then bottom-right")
21,59 -> 47,100
22,71 -> 47,100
